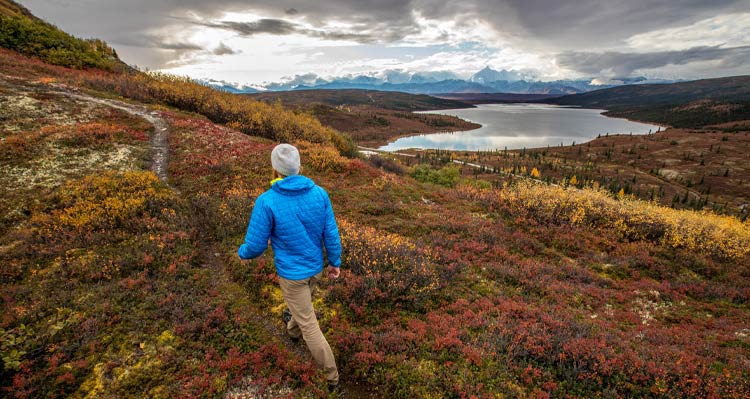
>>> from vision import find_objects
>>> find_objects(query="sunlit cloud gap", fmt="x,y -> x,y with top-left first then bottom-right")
20,1 -> 750,86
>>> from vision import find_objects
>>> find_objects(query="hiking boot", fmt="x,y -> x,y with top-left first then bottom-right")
281,308 -> 293,324
281,309 -> 301,343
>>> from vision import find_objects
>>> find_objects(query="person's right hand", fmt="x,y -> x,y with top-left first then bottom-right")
327,265 -> 340,279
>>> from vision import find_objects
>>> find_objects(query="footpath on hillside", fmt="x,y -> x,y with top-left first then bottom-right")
47,86 -> 378,398
51,89 -> 171,183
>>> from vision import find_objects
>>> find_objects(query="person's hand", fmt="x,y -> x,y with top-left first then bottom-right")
327,265 -> 340,279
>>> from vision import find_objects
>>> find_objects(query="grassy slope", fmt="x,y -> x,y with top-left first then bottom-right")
0,51 -> 327,398
0,0 -> 33,18
2,48 -> 750,399
0,0 -> 126,72
546,76 -> 750,128
1,11 -> 750,399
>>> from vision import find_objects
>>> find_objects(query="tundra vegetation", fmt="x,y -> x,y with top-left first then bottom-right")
1,10 -> 750,398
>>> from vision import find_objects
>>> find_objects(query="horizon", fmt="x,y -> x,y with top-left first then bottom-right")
18,0 -> 750,86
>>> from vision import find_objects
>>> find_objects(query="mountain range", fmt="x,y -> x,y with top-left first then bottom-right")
204,67 -> 678,95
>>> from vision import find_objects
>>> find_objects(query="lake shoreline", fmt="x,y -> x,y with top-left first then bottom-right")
378,103 -> 664,152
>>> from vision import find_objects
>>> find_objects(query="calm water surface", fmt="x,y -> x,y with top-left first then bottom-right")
379,103 -> 663,151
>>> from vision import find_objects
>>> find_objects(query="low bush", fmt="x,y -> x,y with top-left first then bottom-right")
55,122 -> 148,147
297,141 -> 348,173
327,220 -> 439,313
411,164 -> 460,187
458,181 -> 750,260
366,154 -> 407,175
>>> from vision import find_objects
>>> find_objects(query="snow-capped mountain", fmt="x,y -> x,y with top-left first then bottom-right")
204,67 -> 674,95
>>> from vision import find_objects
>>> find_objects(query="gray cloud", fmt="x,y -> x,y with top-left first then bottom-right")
205,19 -> 298,36
21,0 -> 418,45
472,0 -> 750,50
113,33 -> 203,51
556,46 -> 750,76
213,42 -> 237,56
199,18 -> 398,44
23,0 -> 750,51
18,0 -> 750,74
157,41 -> 203,51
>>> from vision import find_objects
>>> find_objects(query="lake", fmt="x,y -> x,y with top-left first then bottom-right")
378,103 -> 663,151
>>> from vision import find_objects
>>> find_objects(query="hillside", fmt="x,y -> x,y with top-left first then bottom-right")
0,0 -> 33,18
546,76 -> 750,128
247,89 -> 473,111
2,5 -> 750,399
0,0 -> 127,71
406,126 -> 750,218
248,89 -> 480,147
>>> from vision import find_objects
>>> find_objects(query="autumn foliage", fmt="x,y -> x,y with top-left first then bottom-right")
328,219 -> 439,311
458,180 -> 750,259
79,72 -> 358,156
1,45 -> 750,398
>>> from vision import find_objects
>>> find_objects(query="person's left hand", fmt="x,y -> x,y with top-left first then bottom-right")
327,265 -> 340,279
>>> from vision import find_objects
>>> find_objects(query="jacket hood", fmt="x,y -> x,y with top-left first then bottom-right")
271,175 -> 315,196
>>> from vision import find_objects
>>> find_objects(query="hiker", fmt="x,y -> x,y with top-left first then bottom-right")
238,143 -> 342,390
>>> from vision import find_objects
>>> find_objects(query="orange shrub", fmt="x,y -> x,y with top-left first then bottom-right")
16,171 -> 193,282
0,130 -> 45,162
328,220 -> 439,311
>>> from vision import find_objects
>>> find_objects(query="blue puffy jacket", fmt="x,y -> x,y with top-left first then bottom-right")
238,175 -> 342,280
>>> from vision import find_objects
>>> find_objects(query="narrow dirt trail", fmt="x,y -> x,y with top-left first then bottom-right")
56,89 -> 380,397
52,91 -> 170,182
3,77 -> 169,182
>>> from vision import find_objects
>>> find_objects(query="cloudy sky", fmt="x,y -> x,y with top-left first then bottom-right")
20,0 -> 750,86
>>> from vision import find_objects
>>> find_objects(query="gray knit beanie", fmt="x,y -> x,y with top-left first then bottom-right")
271,144 -> 300,176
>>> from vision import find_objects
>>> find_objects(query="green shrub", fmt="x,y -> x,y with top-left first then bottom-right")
411,164 -> 460,187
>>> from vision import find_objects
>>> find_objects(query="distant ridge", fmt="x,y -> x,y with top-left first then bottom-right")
246,89 -> 474,111
544,75 -> 750,127
227,78 -> 603,95
292,79 -> 498,94
547,75 -> 750,108
433,92 -> 562,104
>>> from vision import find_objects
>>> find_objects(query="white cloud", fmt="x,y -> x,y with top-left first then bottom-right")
626,12 -> 750,51
20,0 -> 750,84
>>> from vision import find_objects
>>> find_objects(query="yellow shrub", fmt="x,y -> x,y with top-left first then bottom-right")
296,141 -> 348,173
55,171 -> 172,230
459,181 -> 750,259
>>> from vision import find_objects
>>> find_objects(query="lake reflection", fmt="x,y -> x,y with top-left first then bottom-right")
379,103 -> 663,151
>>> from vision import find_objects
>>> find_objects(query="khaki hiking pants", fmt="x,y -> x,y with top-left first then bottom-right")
278,272 -> 339,383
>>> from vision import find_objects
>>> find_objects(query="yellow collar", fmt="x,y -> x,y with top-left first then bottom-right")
270,177 -> 284,186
